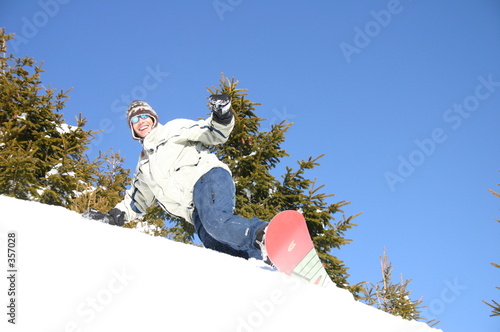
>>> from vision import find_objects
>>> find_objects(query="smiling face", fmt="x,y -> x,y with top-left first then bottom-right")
126,100 -> 159,140
132,115 -> 154,138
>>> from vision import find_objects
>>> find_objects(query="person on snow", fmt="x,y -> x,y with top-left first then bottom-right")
84,95 -> 269,261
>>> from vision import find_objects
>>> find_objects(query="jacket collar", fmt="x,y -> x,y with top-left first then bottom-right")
140,123 -> 163,149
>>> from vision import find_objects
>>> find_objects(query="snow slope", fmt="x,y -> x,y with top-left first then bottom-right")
0,196 -> 442,332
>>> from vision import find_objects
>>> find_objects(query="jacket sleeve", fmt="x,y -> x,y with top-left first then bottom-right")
114,164 -> 156,222
176,114 -> 234,146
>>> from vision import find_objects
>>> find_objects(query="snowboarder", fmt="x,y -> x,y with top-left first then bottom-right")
84,95 -> 268,260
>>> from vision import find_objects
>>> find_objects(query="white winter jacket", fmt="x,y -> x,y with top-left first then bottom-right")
115,114 -> 234,224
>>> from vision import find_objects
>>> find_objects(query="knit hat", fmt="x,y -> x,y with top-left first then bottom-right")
126,100 -> 159,140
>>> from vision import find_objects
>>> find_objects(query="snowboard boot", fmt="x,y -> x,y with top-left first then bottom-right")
254,224 -> 273,266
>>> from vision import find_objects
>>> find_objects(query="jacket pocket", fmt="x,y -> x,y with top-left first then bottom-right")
173,143 -> 201,171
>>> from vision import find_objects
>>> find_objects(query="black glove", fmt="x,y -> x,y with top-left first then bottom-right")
209,94 -> 233,125
107,208 -> 126,226
82,208 -> 107,221
82,208 -> 125,226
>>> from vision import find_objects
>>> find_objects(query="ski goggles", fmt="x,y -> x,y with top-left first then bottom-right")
130,114 -> 150,124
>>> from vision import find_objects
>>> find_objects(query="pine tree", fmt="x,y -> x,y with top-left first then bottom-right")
151,74 -> 291,244
275,156 -> 362,292
69,150 -> 130,213
207,75 -> 362,293
360,248 -> 425,321
207,75 -> 290,219
1,31 -> 197,240
130,204 -> 195,241
0,31 -> 98,207
483,180 -> 500,317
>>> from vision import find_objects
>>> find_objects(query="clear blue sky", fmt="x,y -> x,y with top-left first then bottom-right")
2,1 -> 499,331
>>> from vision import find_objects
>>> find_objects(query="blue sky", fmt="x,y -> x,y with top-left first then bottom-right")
2,1 -> 500,331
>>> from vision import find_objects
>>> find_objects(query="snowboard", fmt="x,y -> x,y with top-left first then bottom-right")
265,210 -> 334,288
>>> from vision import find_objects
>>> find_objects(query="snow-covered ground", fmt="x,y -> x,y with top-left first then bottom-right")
0,196 -> 442,332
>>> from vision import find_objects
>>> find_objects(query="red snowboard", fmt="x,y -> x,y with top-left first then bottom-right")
265,210 -> 334,288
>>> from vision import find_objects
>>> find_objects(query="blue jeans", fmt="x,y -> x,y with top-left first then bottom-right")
193,167 -> 267,260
